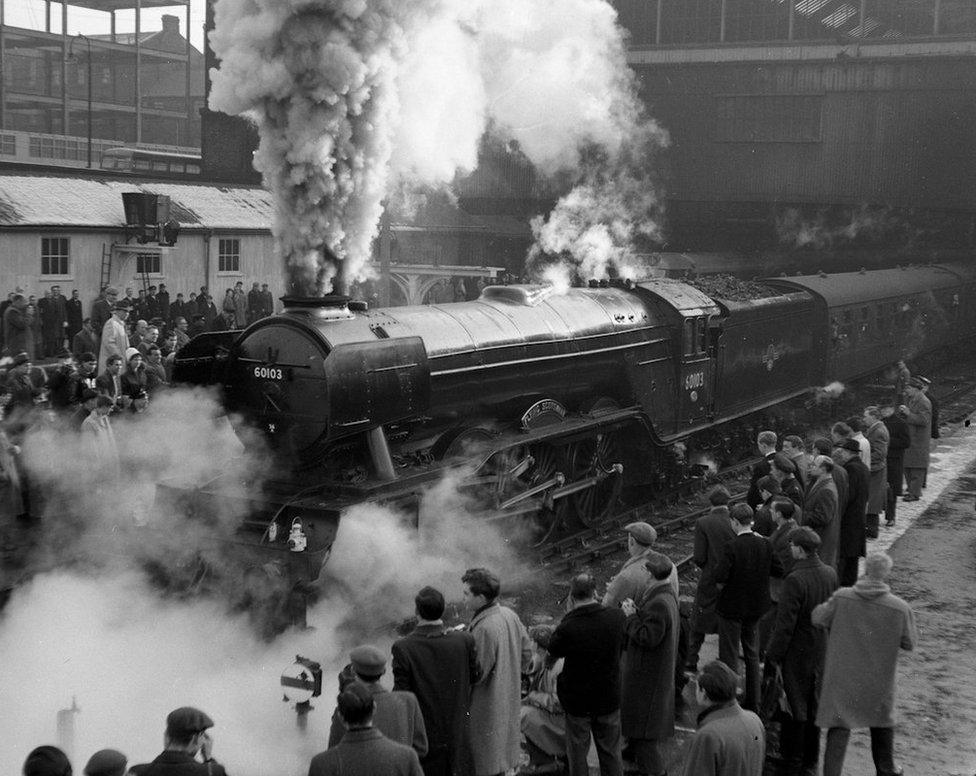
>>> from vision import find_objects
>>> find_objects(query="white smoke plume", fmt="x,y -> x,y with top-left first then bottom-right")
814,380 -> 846,403
1,395 -> 529,775
776,205 -> 901,250
208,0 -> 658,294
526,129 -> 669,285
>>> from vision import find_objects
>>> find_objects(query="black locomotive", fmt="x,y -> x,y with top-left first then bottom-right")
167,262 -> 976,600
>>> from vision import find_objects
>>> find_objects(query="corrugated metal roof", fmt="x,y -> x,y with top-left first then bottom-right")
0,173 -> 273,230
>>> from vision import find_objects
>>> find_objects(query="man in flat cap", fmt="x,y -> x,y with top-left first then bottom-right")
311,683 -> 423,776
129,706 -> 226,775
604,522 -> 677,611
765,527 -> 838,776
899,377 -> 932,501
328,645 -> 427,758
97,302 -> 129,374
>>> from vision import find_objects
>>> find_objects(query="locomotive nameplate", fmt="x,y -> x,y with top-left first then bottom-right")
521,399 -> 567,431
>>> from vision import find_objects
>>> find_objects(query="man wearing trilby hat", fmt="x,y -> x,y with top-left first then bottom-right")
97,301 -> 130,374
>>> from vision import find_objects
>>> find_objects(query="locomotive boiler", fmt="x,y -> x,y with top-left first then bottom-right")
167,261 -> 976,604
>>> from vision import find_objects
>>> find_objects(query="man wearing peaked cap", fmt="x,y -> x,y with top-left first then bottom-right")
309,683 -> 423,776
97,299 -> 129,374
128,706 -> 227,775
327,645 -> 428,759
603,521 -> 678,609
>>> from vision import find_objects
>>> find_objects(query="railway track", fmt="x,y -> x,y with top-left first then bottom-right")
521,367 -> 976,587
529,456 -> 759,576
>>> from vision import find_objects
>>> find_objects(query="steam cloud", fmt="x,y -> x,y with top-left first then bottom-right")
1,393 -> 526,775
208,0 -> 664,294
776,205 -> 901,250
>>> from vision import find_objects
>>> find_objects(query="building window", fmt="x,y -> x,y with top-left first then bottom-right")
137,253 -> 161,275
41,237 -> 70,276
218,238 -> 241,273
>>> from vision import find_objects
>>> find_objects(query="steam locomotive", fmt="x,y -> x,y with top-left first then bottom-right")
167,262 -> 976,601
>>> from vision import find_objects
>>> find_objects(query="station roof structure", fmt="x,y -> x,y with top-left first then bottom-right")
54,0 -> 187,9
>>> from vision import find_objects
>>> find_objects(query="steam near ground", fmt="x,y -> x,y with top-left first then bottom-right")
0,389 -> 524,775
209,0 -> 667,294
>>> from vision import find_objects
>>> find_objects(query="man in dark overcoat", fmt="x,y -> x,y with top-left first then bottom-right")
814,438 -> 848,520
764,527 -> 838,776
2,295 -> 32,358
713,503 -> 772,713
157,283 -> 171,321
861,406 -> 890,539
758,498 -> 800,654
881,405 -> 910,526
747,430 -> 778,510
247,282 -> 262,324
548,573 -> 627,776
900,378 -> 932,500
833,439 -> 869,587
801,456 -> 839,568
686,485 -> 736,672
90,286 -> 118,348
66,289 -> 84,343
620,555 -> 679,776
310,683 -> 424,776
392,586 -> 480,776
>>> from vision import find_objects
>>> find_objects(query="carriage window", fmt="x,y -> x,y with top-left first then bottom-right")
697,317 -> 708,353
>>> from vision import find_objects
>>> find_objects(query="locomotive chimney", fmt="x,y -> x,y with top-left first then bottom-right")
280,295 -> 355,320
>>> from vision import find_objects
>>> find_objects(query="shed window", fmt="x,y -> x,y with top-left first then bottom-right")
218,238 -> 241,273
137,253 -> 161,275
41,237 -> 70,276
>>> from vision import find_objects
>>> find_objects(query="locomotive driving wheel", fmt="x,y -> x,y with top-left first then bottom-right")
561,431 -> 623,528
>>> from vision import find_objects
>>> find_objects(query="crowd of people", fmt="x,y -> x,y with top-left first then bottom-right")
8,336 -> 934,776
0,280 -> 278,363
0,279 -> 275,521
19,539 -> 918,776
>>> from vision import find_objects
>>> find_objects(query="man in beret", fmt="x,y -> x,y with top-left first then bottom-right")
328,645 -> 427,758
310,683 -> 423,776
603,522 -> 677,609
765,527 -> 838,776
129,706 -> 226,775
392,586 -> 479,776
682,661 -> 765,776
900,377 -> 932,501
83,748 -> 127,776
